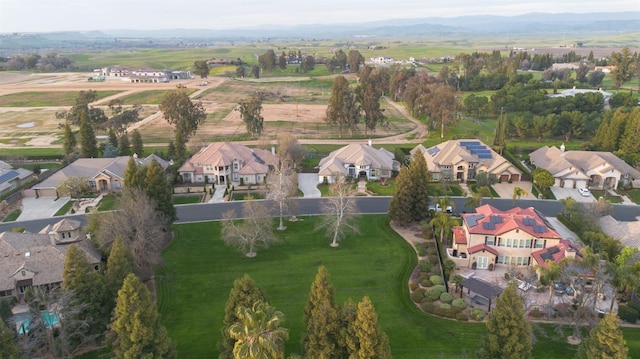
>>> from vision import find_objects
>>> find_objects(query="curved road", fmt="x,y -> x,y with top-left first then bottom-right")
1,197 -> 638,234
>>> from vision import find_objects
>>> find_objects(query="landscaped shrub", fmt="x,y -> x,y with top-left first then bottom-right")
409,283 -> 418,291
419,273 -> 429,282
421,302 -> 436,313
439,303 -> 452,310
456,313 -> 469,321
425,285 -> 446,300
425,241 -> 436,249
427,255 -> 439,264
440,292 -> 454,304
419,260 -> 432,272
415,243 -> 425,256
410,288 -> 426,303
470,308 -> 486,321
452,298 -> 467,310
421,279 -> 433,287
618,305 -> 639,324
426,246 -> 438,255
430,275 -> 444,285
421,297 -> 434,304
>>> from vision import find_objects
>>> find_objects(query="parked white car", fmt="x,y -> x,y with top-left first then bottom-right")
578,187 -> 591,197
428,203 -> 453,213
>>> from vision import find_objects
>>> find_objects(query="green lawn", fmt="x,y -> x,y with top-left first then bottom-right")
367,180 -> 395,196
2,209 -> 21,222
97,194 -> 118,211
617,188 -> 640,205
173,195 -> 203,205
53,200 -> 74,216
156,216 -> 621,358
0,91 -> 119,107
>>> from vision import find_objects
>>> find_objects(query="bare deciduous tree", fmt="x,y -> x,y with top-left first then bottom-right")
57,176 -> 91,200
317,175 -> 360,247
89,188 -> 169,279
221,199 -> 278,257
267,136 -> 300,230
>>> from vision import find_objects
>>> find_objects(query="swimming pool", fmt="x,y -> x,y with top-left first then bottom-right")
13,311 -> 60,334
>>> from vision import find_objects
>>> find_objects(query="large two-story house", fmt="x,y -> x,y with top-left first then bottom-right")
0,219 -> 100,302
530,144 -> 640,189
451,204 -> 580,270
317,142 -> 398,184
410,139 -> 522,183
178,142 -> 276,185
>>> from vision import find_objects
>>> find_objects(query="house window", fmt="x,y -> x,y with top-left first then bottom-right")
68,232 -> 71,238
21,270 -> 25,276
0,290 -> 10,297
525,239 -> 532,248
534,239 -> 544,248
506,238 -> 512,248
370,169 -> 376,177
485,236 -> 495,245
233,162 -> 239,170
517,257 -> 525,266
61,232 -> 65,239
90,182 -> 96,188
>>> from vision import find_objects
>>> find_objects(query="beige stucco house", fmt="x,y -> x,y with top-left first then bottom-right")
450,204 -> 578,270
317,142 -> 398,184
530,145 -> 640,189
410,139 -> 522,183
0,219 -> 100,301
178,142 -> 276,185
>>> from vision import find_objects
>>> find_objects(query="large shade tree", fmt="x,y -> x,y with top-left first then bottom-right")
325,75 -> 360,138
159,91 -> 206,159
221,199 -> 278,257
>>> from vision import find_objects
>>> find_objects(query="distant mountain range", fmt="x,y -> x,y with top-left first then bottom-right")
1,12 -> 638,53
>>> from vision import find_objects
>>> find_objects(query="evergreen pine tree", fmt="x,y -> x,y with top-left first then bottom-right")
477,282 -> 532,359
144,158 -> 176,222
62,244 -> 108,333
339,298 -> 358,359
108,128 -> 118,148
63,122 -> 76,163
167,140 -> 176,159
388,166 -> 413,225
124,157 -> 142,189
618,108 -> 640,155
111,273 -> 176,359
0,321 -> 20,359
218,274 -> 268,359
348,296 -> 391,359
118,134 -> 131,156
79,110 -> 98,158
576,312 -> 629,359
302,266 -> 341,359
105,236 -> 134,301
131,129 -> 144,157
408,152 -> 431,221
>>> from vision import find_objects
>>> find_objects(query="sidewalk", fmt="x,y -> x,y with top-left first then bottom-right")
208,185 -> 227,203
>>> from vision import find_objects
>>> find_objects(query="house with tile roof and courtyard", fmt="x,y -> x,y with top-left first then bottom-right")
317,141 -> 399,184
529,144 -> 640,190
450,204 -> 581,272
32,154 -> 169,197
410,139 -> 523,183
0,219 -> 100,302
178,142 -> 276,185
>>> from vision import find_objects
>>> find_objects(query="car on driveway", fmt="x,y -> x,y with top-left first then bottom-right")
578,187 -> 591,197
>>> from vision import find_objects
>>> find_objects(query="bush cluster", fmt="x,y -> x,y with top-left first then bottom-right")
439,293 -> 454,304
421,302 -> 435,313
409,283 -> 418,291
451,298 -> 467,310
470,308 -> 486,321
419,260 -> 432,273
410,288 -> 426,303
426,285 -> 446,300
456,313 -> 469,321
439,303 -> 451,310
430,275 -> 444,285
426,246 -> 438,255
421,279 -> 433,287
427,255 -> 439,265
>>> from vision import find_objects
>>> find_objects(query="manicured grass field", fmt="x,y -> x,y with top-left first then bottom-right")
156,216 -> 624,358
53,200 -> 74,216
173,195 -> 203,205
97,194 -> 118,211
2,209 -> 21,222
0,91 -> 119,107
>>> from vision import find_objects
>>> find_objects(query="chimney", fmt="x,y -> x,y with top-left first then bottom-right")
560,143 -> 565,153
271,146 -> 276,155
368,139 -> 372,147
565,247 -> 576,259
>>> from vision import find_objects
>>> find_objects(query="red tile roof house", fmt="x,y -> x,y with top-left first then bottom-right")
450,204 -> 580,271
178,142 -> 276,185
0,219 -> 100,302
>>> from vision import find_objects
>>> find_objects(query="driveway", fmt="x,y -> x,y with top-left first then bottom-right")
17,196 -> 71,221
545,217 -> 581,245
549,187 -> 595,203
492,181 -> 535,200
297,173 -> 321,198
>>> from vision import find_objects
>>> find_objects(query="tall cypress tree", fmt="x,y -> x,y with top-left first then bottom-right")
576,312 -> 629,359
218,274 -> 268,359
118,134 -> 131,156
111,274 -> 175,359
144,158 -> 176,222
130,129 -> 144,157
124,157 -> 142,189
108,128 -> 118,148
348,296 -> 391,359
63,122 -> 76,163
408,152 -> 431,221
105,236 -> 134,300
79,109 -> 98,158
477,282 -> 532,359
303,266 -> 341,359
339,298 -> 358,359
388,165 -> 413,225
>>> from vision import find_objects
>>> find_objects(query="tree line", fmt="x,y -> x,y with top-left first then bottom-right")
1,53 -> 74,71
218,267 -> 391,359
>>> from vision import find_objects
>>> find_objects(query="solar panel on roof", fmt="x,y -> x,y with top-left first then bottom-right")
460,141 -> 481,146
0,170 -> 19,184
523,218 -> 534,226
482,222 -> 495,230
548,247 -> 560,254
477,153 -> 493,159
540,252 -> 553,261
427,146 -> 440,156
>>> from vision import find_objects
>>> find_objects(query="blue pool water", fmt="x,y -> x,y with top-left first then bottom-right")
13,311 -> 60,334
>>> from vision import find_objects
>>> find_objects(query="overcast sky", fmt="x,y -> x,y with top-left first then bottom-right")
1,0 -> 638,33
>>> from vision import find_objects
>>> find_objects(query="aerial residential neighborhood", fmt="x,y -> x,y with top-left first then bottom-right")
0,3 -> 639,358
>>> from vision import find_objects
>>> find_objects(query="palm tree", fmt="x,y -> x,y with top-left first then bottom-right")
465,186 -> 491,209
512,186 -> 529,204
429,196 -> 458,246
559,197 -> 578,220
228,301 -> 289,359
